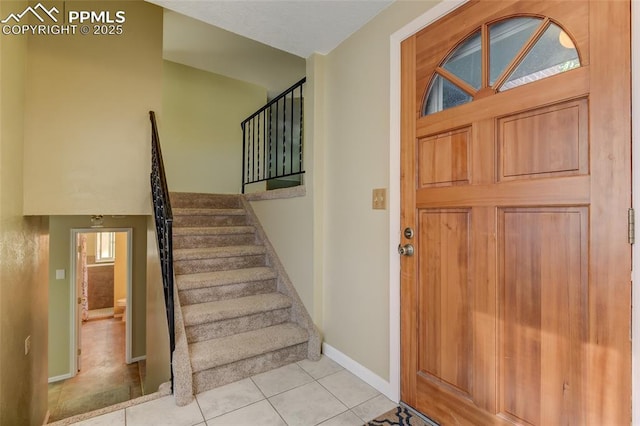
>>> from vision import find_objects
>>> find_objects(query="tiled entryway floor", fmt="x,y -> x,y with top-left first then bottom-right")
70,356 -> 397,425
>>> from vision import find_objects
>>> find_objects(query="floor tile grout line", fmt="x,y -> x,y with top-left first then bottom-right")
349,393 -> 390,423
194,392 -> 208,424
199,379 -> 266,423
315,408 -> 356,426
295,360 -> 345,381
249,376 -> 270,400
251,365 -> 349,426
314,371 -> 380,412
252,371 -> 315,399
264,397 -> 290,426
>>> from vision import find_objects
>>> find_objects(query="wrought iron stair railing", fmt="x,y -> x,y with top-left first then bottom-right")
149,111 -> 175,391
241,78 -> 306,193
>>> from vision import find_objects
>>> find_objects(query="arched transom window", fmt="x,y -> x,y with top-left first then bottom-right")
423,17 -> 580,116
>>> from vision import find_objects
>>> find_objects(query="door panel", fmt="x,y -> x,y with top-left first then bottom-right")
419,129 -> 471,187
499,208 -> 586,425
418,210 -> 472,396
498,99 -> 588,179
400,1 -> 631,424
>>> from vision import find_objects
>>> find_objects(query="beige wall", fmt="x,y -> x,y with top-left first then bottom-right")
144,217 -> 170,393
248,55 -> 326,323
23,1 -> 163,215
320,1 -> 440,379
114,232 -> 128,311
0,2 -> 50,423
48,216 -> 148,379
250,196 -> 315,317
161,61 -> 267,194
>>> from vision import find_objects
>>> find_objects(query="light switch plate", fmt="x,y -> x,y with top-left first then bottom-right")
56,269 -> 65,280
372,188 -> 387,210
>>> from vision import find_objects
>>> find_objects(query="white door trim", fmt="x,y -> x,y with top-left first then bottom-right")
388,0 -> 469,403
390,0 -> 637,419
69,228 -> 134,376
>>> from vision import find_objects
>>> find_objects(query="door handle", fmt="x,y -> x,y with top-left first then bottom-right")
398,244 -> 414,256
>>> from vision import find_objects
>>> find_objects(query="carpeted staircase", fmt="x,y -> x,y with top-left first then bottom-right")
169,192 -> 321,404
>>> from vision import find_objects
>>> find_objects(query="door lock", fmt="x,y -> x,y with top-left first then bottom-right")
398,244 -> 414,256
403,227 -> 414,239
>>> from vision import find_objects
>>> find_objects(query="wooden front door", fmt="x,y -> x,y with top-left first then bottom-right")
399,1 -> 631,424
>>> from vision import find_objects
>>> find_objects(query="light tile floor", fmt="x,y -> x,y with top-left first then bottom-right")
70,356 -> 397,426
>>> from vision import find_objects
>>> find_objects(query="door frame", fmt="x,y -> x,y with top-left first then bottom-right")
68,227 -> 134,375
387,0 -> 638,420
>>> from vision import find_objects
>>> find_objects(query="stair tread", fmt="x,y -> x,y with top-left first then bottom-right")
189,323 -> 308,372
182,293 -> 292,325
173,208 -> 245,216
174,245 -> 265,261
176,267 -> 277,291
173,226 -> 255,236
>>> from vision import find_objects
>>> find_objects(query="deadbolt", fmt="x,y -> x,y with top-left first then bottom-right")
403,227 -> 414,239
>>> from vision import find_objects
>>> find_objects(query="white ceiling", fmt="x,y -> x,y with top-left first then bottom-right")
148,0 -> 394,58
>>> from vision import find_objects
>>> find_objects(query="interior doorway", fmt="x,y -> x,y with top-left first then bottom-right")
70,228 -> 134,370
47,227 -> 140,422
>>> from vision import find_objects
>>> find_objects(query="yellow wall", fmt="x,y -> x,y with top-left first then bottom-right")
23,1 -> 163,215
161,61 -> 267,194
0,1 -> 49,422
144,217 -> 170,393
48,216 -> 147,379
85,233 -> 96,261
114,232 -> 128,312
319,1 -> 439,379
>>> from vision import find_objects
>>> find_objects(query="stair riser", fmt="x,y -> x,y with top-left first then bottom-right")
173,215 -> 247,227
192,343 -> 308,394
178,279 -> 277,305
186,309 -> 290,344
171,194 -> 242,209
173,234 -> 256,249
174,255 -> 266,274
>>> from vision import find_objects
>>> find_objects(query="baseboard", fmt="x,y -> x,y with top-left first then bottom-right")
322,343 -> 398,403
48,373 -> 73,383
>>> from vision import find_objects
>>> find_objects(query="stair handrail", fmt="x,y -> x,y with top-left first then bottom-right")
149,111 -> 175,391
241,77 -> 306,193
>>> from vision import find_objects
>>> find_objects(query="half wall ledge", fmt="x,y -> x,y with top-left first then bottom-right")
244,185 -> 306,201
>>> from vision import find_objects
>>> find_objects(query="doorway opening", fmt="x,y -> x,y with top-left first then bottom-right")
49,227 -> 145,421
47,228 -> 142,422
72,228 -> 134,367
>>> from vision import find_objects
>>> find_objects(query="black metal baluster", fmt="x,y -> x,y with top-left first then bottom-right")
252,118 -> 256,183
255,114 -> 261,180
276,100 -> 280,176
241,122 -> 246,193
268,106 -> 273,179
282,95 -> 287,176
290,92 -> 294,175
299,85 -> 304,175
262,111 -> 267,182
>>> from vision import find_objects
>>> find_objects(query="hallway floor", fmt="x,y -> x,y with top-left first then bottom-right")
65,356 -> 397,425
48,317 -> 143,422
